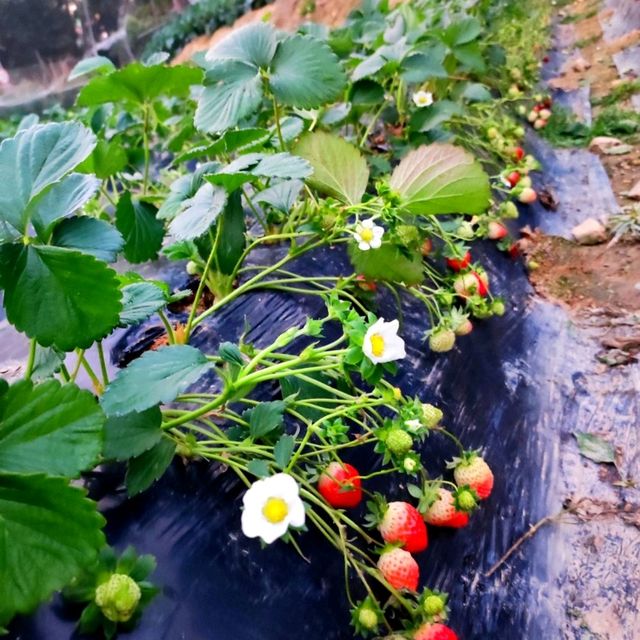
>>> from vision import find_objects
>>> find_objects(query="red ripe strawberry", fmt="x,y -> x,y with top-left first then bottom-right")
452,453 -> 494,500
506,171 -> 521,188
318,462 -> 362,508
454,272 -> 487,298
379,502 -> 428,553
445,251 -> 471,272
508,242 -> 520,259
533,104 -> 542,113
414,623 -> 459,640
377,548 -> 419,591
513,146 -> 525,161
488,221 -> 508,240
423,488 -> 469,528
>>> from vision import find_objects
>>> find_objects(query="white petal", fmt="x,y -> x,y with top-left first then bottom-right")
241,508 -> 264,539
358,242 -> 371,251
287,497 -> 306,528
260,520 -> 290,544
382,319 -> 400,335
372,226 -> 385,238
361,219 -> 375,228
369,237 -> 382,249
271,473 -> 300,501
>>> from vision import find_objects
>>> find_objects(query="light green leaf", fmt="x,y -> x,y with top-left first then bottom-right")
28,173 -> 100,239
389,143 -> 490,215
349,243 -> 424,284
442,18 -> 483,47
157,163 -> 219,221
126,438 -> 176,496
453,42 -> 486,73
206,22 -> 277,68
0,472 -> 105,628
195,59 -> 263,134
104,406 -> 163,461
101,345 -> 212,416
77,137 -> 128,179
256,179 -> 303,213
0,244 -> 122,351
115,192 -> 164,263
247,459 -> 270,478
574,432 -> 616,464
0,122 -> 96,232
52,216 -> 124,262
168,182 -> 228,241
77,63 -> 202,106
401,50 -> 448,82
410,100 -> 463,133
68,55 -> 115,81
0,379 -> 104,476
119,282 -> 167,327
270,34 -> 347,109
295,131 -> 369,204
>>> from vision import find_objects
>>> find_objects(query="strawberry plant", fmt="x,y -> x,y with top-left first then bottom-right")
0,0 -> 556,636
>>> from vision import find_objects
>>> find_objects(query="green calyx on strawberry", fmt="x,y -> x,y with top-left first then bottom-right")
429,328 -> 456,353
351,596 -> 381,636
444,247 -> 471,272
318,461 -> 363,508
448,450 -> 494,500
378,500 -> 428,553
377,547 -> 420,592
419,483 -> 470,528
386,428 -> 414,456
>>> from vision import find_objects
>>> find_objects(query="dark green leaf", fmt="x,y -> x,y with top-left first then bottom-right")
0,244 -> 122,351
104,406 -> 163,461
0,472 -> 105,628
401,50 -> 448,82
115,192 -> 164,263
31,345 -> 65,381
247,459 -> 270,478
442,18 -> 483,47
52,216 -> 124,262
205,22 -> 277,68
101,345 -> 212,416
350,79 -> 385,105
270,35 -> 347,108
119,282 -> 167,327
77,137 -> 128,179
0,379 -> 104,476
215,190 -> 246,275
274,434 -> 295,469
349,243 -> 424,284
126,438 -> 176,496
574,432 -> 616,464
247,400 -> 285,439
410,100 -> 463,133
453,43 -> 486,73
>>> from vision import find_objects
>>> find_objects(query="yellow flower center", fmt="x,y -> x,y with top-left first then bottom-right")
359,227 -> 374,243
262,497 -> 288,524
370,334 -> 385,357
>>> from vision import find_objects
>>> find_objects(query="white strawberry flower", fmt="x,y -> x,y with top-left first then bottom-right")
353,219 -> 384,251
412,90 -> 434,108
362,318 -> 406,364
241,473 -> 306,544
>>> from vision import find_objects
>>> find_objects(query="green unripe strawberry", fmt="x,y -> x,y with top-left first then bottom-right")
429,329 -> 456,353
186,260 -> 201,276
492,300 -> 506,316
499,201 -> 519,219
358,607 -> 379,630
424,594 -> 446,616
421,403 -> 443,428
396,224 -> 421,247
95,574 -> 141,623
455,488 -> 477,512
386,429 -> 413,456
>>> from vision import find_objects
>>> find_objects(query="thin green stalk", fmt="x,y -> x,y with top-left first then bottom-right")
24,339 -> 37,379
96,341 -> 109,387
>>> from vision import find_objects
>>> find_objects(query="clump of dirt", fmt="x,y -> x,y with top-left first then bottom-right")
522,231 -> 640,312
